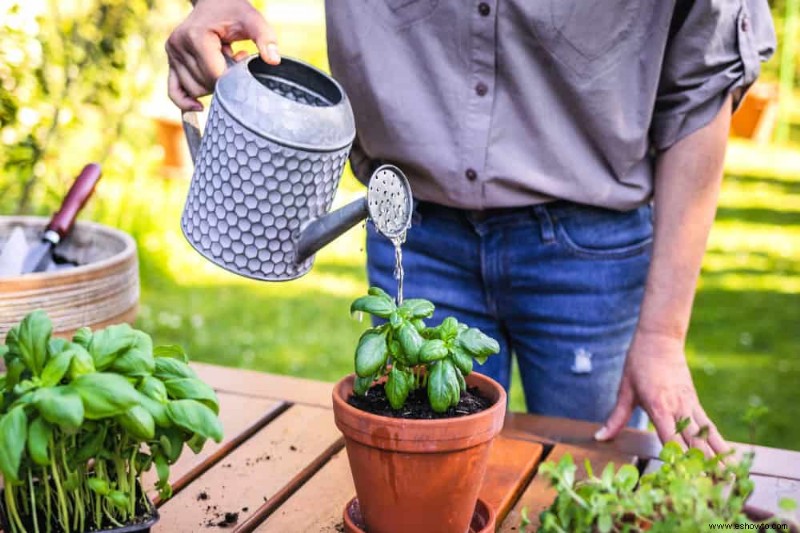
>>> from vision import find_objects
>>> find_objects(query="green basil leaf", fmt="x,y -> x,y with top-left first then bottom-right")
187,433 -> 207,454
419,339 -> 448,363
166,399 -> 223,443
456,368 -> 466,393
76,427 -> 107,462
87,477 -> 110,496
110,330 -> 154,377
107,490 -> 129,511
154,452 -> 173,499
427,361 -> 455,414
450,345 -> 473,375
457,328 -> 500,363
411,319 -> 426,333
72,327 -> 93,350
153,345 -> 188,362
615,463 -> 640,492
72,373 -> 141,419
67,345 -> 96,380
15,310 -> 52,376
353,375 -> 375,396
47,338 -> 69,358
154,357 -> 197,381
438,317 -> 459,341
89,324 -> 137,370
139,376 -> 168,403
34,386 -> 84,431
27,417 -> 52,466
158,427 -> 185,464
350,295 -> 396,319
118,405 -> 155,440
385,366 -> 412,410
139,395 -> 171,428
398,299 -> 435,319
354,329 -> 388,378
367,286 -> 393,300
40,349 -> 75,387
0,406 -> 28,482
4,358 -> 25,391
164,379 -> 219,414
0,374 -> 5,393
397,322 -> 424,364
389,312 -> 403,330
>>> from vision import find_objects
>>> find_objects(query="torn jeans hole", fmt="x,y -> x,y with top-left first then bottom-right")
571,348 -> 593,374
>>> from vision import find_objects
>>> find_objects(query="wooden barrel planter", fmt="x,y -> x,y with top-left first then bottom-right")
0,216 -> 139,340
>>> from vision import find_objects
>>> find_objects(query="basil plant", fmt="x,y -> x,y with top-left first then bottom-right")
351,287 -> 500,413
0,311 -> 223,533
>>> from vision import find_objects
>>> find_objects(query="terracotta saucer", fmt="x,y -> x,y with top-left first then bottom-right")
342,496 -> 496,533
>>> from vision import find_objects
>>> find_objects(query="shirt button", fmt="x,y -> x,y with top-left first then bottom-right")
475,82 -> 488,97
465,169 -> 478,181
478,2 -> 491,16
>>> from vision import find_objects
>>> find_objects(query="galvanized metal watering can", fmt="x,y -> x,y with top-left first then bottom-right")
180,56 -> 412,281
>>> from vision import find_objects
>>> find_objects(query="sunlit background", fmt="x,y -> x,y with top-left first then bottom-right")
1,0 -> 798,450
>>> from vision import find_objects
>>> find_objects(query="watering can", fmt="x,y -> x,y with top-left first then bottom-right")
180,56 -> 413,281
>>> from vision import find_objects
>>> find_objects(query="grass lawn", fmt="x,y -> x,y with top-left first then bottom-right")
124,141 -> 799,451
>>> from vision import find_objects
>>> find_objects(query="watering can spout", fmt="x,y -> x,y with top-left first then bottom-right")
295,197 -> 369,264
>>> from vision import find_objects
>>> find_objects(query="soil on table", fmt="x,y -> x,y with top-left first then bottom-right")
348,383 -> 491,419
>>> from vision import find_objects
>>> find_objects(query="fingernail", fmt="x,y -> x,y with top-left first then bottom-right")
266,43 -> 281,64
594,427 -> 609,441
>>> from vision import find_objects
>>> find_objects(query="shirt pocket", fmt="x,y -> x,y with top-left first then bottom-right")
523,0 -> 644,78
554,204 -> 653,260
369,0 -> 440,29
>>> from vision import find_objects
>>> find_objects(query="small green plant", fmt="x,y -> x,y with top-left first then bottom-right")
0,311 -> 224,533
536,421 -> 797,532
349,287 -> 500,413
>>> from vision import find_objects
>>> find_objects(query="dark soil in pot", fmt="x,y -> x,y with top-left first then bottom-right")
0,486 -> 159,533
347,384 -> 491,419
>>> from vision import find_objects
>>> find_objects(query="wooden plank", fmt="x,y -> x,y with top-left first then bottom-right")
481,434 -> 544,524
191,362 -> 334,408
504,412 -> 800,480
153,404 -> 343,533
499,443 -> 637,532
252,450 -> 354,533
143,392 -> 286,502
254,435 -> 544,533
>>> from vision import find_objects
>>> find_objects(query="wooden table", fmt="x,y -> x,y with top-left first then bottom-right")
16,362 -> 795,533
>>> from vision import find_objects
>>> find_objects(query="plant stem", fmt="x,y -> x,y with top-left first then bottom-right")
6,485 -> 26,533
48,443 -> 69,531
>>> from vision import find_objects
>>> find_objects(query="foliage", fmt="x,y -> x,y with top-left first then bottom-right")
0,311 -> 223,533
535,422 -> 797,533
349,287 -> 500,413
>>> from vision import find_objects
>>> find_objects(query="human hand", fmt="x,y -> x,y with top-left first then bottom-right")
594,330 -> 729,457
166,0 -> 280,111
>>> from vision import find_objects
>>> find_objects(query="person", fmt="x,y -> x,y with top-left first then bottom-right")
166,0 -> 775,453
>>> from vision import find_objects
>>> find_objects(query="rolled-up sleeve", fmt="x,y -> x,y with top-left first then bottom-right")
650,0 -> 775,150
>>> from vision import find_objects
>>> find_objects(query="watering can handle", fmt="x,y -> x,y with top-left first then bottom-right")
181,55 -> 237,164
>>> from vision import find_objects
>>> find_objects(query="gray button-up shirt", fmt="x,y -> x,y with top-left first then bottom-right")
325,0 -> 775,210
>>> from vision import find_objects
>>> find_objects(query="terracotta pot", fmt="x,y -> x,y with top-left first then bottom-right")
332,372 -> 506,533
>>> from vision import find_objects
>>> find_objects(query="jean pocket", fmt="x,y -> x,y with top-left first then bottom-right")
554,204 -> 653,259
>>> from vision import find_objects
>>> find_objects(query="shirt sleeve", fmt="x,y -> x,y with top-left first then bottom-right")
650,0 -> 776,151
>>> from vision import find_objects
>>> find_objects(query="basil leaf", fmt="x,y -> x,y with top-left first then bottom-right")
385,366 -> 412,410
187,433 -> 207,454
34,386 -> 84,431
419,339 -> 448,363
154,357 -> 197,381
4,358 -> 25,391
438,317 -> 459,341
27,417 -> 52,466
457,328 -> 500,364
353,375 -> 375,396
153,345 -> 188,362
67,345 -> 96,380
72,327 -> 93,350
456,367 -> 467,393
397,322 -> 424,364
411,319 -> 426,332
139,395 -> 171,428
398,299 -> 435,319
354,329 -> 388,378
87,477 -> 110,496
89,324 -> 137,370
450,345 -> 473,376
139,376 -> 168,403
427,360 -> 458,414
110,330 -> 154,377
76,427 -> 107,462
367,286 -> 392,300
118,405 -> 155,440
166,399 -> 223,442
47,338 -> 69,358
15,310 -> 52,376
350,295 -> 396,319
0,406 -> 28,482
154,453 -> 172,499
389,311 -> 403,330
40,349 -> 75,387
158,427 -> 185,464
72,373 -> 141,419
164,378 -> 219,414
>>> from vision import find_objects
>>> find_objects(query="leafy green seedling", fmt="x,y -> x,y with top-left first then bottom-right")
350,288 -> 500,413
0,311 -> 224,533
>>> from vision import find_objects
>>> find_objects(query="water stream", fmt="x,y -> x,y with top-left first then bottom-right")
391,233 -> 406,305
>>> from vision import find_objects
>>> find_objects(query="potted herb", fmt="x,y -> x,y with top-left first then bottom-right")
0,311 -> 224,533
535,420 -> 799,532
332,287 -> 506,533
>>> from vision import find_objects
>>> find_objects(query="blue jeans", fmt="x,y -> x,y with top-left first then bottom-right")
366,200 -> 652,428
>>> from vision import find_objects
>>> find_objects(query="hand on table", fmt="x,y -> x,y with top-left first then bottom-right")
594,330 -> 730,457
166,0 -> 280,111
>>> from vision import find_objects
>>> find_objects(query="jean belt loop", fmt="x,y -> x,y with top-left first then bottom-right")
532,204 -> 556,244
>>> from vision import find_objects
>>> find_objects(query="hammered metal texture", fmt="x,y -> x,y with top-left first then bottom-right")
181,98 -> 350,281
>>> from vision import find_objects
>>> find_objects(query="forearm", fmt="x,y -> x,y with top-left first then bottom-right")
636,95 -> 733,342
